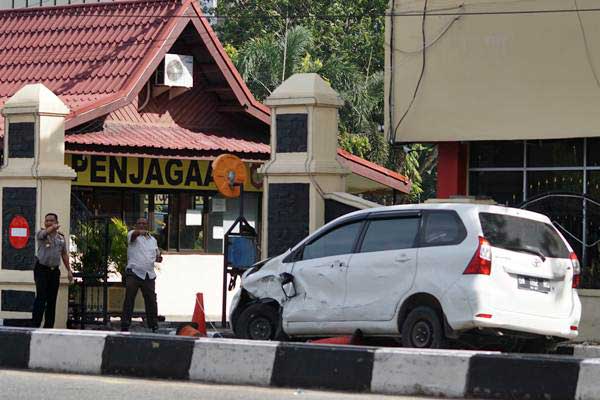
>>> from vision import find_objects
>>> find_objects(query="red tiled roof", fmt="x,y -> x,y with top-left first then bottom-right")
337,148 -> 411,193
67,122 -> 270,154
0,0 -> 269,135
0,0 -> 183,133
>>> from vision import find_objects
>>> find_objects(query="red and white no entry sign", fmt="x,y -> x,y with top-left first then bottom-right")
8,215 -> 30,249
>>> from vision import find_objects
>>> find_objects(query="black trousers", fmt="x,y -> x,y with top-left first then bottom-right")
121,271 -> 158,330
32,262 -> 61,328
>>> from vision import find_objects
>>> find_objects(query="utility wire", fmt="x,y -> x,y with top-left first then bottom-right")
391,0 -> 429,144
396,11 -> 462,54
5,5 -> 600,19
574,0 -> 600,88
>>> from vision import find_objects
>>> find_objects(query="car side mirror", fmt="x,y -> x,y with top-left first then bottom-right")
280,272 -> 297,299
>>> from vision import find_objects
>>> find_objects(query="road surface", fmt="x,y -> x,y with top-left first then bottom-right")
0,369 -> 452,400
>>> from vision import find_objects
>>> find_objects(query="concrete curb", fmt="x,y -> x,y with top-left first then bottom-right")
0,327 -> 595,399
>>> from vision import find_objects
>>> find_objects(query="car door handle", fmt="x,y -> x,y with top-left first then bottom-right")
331,260 -> 346,268
395,256 -> 411,263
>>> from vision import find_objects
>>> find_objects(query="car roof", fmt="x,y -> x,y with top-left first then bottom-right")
337,203 -> 552,224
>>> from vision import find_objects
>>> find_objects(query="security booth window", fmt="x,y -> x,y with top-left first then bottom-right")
71,187 -> 260,254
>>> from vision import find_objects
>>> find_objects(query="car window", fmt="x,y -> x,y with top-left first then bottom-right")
479,212 -> 570,258
421,211 -> 466,246
302,222 -> 363,260
360,217 -> 420,252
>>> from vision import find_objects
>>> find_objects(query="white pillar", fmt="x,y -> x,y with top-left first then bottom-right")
0,84 -> 76,328
260,74 -> 350,257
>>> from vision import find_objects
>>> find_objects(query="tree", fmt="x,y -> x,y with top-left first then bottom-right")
215,0 -> 387,76
231,26 -> 319,101
216,1 -> 436,201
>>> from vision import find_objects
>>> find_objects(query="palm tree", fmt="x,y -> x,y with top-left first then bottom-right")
236,25 -> 316,101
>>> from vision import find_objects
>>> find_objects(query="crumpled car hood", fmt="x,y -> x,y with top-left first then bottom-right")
241,252 -> 290,304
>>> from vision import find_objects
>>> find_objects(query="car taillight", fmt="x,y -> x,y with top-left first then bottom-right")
570,252 -> 581,288
464,237 -> 492,275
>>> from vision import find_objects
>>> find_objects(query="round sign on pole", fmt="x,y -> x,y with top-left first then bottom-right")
9,215 -> 30,249
212,154 -> 247,198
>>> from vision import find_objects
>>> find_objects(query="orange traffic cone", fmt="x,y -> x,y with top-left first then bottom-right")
191,293 -> 207,336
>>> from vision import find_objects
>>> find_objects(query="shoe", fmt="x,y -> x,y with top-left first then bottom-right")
120,327 -> 129,332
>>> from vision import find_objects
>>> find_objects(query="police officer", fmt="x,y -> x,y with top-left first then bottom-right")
32,213 -> 74,328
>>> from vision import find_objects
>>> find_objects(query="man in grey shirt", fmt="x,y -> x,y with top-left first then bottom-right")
32,213 -> 74,328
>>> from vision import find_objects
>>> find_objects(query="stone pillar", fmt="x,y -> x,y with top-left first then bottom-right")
260,74 -> 350,258
0,84 -> 76,328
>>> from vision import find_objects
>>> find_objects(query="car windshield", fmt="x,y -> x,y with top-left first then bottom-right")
479,212 -> 570,259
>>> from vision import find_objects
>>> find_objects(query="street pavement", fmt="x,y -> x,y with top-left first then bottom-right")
0,369 -> 451,400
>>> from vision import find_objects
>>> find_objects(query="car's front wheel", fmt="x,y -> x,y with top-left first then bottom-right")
235,303 -> 280,340
401,306 -> 446,349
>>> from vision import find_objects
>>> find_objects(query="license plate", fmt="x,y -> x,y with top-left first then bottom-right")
518,275 -> 550,293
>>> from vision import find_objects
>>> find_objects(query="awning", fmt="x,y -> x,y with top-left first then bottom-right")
337,149 -> 411,194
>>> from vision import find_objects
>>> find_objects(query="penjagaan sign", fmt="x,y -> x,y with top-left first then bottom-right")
65,154 -> 262,192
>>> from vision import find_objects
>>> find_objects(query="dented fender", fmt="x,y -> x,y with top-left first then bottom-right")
240,252 -> 291,305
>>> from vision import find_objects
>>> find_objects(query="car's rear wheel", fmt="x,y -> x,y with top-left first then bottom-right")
401,306 -> 446,349
235,303 -> 280,340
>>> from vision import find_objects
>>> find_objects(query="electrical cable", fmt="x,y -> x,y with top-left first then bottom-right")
5,3 -> 600,20
396,7 -> 463,54
387,0 -> 396,145
574,0 -> 600,88
391,0 -> 428,144
393,6 -> 600,16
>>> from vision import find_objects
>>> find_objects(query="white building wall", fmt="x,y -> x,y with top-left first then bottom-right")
156,253 -> 236,322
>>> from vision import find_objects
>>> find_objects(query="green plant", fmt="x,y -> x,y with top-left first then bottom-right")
71,218 -> 130,279
70,221 -> 106,276
109,217 -> 128,277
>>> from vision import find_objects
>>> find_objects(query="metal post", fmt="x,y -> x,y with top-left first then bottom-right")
103,218 -> 110,326
222,183 -> 245,328
239,184 -> 245,220
80,277 -> 86,330
221,229 -> 229,328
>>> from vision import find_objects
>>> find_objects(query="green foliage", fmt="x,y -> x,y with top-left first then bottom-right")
389,144 -> 438,203
216,0 -> 437,202
71,218 -> 130,278
216,0 -> 388,135
109,217 -> 128,276
339,132 -> 371,159
223,43 -> 239,64
215,0 -> 387,77
70,221 -> 106,276
235,26 -> 316,100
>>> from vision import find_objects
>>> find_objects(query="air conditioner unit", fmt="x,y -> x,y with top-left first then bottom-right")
156,54 -> 194,88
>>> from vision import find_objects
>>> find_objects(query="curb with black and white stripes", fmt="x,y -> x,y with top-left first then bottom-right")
1,326 -> 599,399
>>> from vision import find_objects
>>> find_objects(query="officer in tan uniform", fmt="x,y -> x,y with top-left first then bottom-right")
32,213 -> 74,328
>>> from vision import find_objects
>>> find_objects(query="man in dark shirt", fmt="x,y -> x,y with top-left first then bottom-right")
32,213 -> 73,328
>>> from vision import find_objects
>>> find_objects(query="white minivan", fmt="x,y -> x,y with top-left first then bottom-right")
229,203 -> 581,350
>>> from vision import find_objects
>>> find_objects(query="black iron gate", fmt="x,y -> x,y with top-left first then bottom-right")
68,194 -> 110,329
519,191 -> 600,288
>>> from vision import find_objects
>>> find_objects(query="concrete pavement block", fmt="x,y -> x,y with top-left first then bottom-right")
271,342 -> 374,392
576,358 -> 600,400
572,345 -> 600,358
0,327 -> 31,369
189,338 -> 278,386
371,348 -> 475,397
467,353 -> 581,399
101,334 -> 195,380
29,329 -> 107,374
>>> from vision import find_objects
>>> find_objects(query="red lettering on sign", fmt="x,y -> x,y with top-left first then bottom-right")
8,215 -> 30,249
